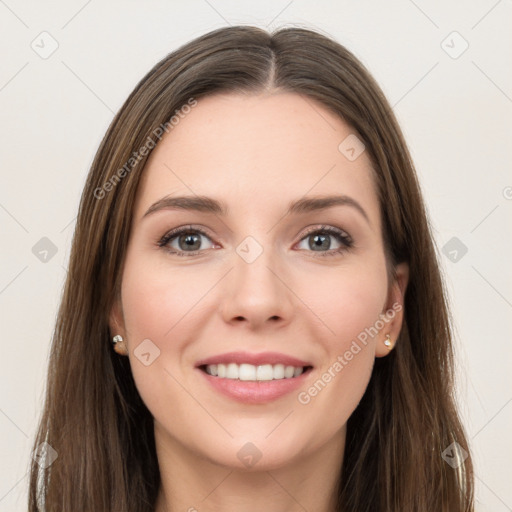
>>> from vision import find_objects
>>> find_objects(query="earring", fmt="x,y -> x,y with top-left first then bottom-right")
384,334 -> 393,350
112,334 -> 128,355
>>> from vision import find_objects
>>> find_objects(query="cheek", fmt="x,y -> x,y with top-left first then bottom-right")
296,344 -> 374,449
298,255 -> 388,344
293,258 -> 386,414
120,245 -> 210,343
117,250 -> 197,403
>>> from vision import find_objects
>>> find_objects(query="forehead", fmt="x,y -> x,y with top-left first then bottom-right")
134,92 -> 379,223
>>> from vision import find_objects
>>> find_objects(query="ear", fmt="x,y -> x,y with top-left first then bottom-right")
109,296 -> 129,356
375,262 -> 409,358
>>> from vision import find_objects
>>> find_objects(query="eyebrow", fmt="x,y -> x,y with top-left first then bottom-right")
142,194 -> 370,224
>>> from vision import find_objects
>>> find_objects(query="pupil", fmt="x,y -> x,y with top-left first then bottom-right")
311,234 -> 329,251
181,233 -> 200,250
177,232 -> 332,252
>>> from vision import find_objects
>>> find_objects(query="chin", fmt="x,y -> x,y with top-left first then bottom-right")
197,434 -> 310,472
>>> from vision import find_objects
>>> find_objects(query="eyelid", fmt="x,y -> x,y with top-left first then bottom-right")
299,224 -> 353,244
294,225 -> 353,257
157,223 -> 354,256
157,224 -> 217,251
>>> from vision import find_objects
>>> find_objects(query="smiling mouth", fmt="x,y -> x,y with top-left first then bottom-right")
199,363 -> 313,381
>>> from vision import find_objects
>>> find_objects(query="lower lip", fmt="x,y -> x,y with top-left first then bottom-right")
197,367 -> 312,404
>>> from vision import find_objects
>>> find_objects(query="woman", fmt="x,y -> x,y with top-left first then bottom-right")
28,25 -> 474,511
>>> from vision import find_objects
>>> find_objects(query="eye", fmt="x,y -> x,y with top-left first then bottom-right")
295,225 -> 353,257
157,224 -> 353,258
158,225 -> 216,256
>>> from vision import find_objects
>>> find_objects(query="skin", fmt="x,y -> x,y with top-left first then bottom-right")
109,91 -> 409,512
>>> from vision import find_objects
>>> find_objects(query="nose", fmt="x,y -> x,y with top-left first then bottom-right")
219,243 -> 295,330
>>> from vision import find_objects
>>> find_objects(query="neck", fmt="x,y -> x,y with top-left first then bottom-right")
153,424 -> 345,512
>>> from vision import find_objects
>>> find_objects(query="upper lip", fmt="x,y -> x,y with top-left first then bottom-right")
195,351 -> 312,368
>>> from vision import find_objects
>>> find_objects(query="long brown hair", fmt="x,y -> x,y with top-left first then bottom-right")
28,25 -> 474,511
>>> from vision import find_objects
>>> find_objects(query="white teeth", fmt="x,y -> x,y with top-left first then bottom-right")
273,364 -> 284,379
256,364 -> 273,381
204,363 -> 305,381
205,364 -> 217,376
293,366 -> 303,377
239,363 -> 256,381
226,363 -> 238,379
284,365 -> 295,378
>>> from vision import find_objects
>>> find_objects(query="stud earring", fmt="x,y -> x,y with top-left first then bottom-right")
112,334 -> 128,355
384,334 -> 393,350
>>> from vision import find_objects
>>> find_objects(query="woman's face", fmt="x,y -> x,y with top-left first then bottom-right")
110,91 -> 407,471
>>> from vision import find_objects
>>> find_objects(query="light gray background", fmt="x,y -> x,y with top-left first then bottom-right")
1,1 -> 511,510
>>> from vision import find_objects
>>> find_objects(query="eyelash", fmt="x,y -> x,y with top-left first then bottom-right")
157,224 -> 354,258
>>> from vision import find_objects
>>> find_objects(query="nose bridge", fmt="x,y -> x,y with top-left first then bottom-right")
220,232 -> 293,326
